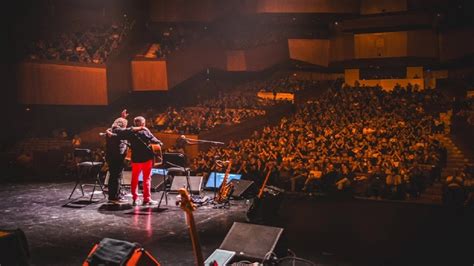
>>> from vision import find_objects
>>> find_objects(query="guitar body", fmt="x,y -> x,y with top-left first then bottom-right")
124,144 -> 163,167
151,144 -> 163,167
125,147 -> 132,162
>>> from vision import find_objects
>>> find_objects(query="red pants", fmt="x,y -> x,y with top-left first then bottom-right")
131,160 -> 153,202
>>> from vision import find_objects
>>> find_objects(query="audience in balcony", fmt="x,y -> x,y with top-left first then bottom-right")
27,18 -> 135,64
152,107 -> 265,134
148,74 -> 315,134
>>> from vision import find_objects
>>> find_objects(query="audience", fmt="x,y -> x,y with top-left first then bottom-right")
27,18 -> 135,64
191,85 -> 448,200
149,74 -> 314,134
153,107 -> 265,134
146,23 -> 205,58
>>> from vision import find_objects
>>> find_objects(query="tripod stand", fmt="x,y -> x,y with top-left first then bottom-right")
156,153 -> 191,210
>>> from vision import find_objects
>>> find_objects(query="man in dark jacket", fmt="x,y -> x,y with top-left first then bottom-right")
113,116 -> 163,205
105,113 -> 129,204
105,110 -> 145,204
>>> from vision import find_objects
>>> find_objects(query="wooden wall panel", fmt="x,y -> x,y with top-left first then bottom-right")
18,62 -> 108,105
406,66 -> 423,78
226,51 -> 247,71
256,0 -> 360,13
330,33 -> 354,62
288,39 -> 330,67
354,32 -> 408,58
131,60 -> 168,91
344,69 -> 360,86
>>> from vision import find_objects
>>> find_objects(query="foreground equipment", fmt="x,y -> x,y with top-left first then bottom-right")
83,238 -> 160,266
177,188 -> 204,266
216,222 -> 284,263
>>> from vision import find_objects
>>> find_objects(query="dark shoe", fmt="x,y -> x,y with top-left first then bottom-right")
142,199 -> 158,205
108,198 -> 128,204
132,199 -> 141,206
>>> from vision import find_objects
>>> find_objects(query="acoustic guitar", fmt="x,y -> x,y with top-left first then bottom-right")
125,143 -> 163,167
178,188 -> 204,266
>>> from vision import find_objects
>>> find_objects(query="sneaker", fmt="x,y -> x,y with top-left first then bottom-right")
142,199 -> 158,205
108,198 -> 128,204
132,199 -> 140,206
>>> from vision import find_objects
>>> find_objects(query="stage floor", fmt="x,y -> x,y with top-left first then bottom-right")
0,181 -> 252,265
2,181 -> 471,265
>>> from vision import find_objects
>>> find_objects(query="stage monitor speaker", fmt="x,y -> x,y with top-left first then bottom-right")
170,176 -> 203,194
150,174 -> 166,191
83,238 -> 160,266
0,228 -> 30,266
229,179 -> 256,199
219,222 -> 284,262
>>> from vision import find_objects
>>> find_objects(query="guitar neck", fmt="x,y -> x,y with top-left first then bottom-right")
186,212 -> 204,266
258,168 -> 272,199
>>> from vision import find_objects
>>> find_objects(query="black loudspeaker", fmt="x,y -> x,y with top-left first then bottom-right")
151,174 -> 166,191
219,222 -> 284,262
83,238 -> 160,266
0,228 -> 30,266
229,179 -> 256,199
247,186 -> 284,224
170,176 -> 203,194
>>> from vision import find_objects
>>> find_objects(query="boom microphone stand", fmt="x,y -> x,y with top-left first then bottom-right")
179,135 -> 224,206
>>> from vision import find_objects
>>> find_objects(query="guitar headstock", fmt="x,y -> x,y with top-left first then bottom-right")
178,188 -> 195,213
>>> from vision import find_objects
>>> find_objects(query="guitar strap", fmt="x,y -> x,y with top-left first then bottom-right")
132,131 -> 154,156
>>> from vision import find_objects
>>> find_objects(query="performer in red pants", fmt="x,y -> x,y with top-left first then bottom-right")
130,160 -> 153,205
114,116 -> 162,206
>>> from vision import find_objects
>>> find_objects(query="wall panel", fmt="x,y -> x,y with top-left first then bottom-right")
226,51 -> 247,71
330,33 -> 355,62
354,32 -> 408,59
131,60 -> 168,91
18,62 -> 108,105
288,39 -> 330,67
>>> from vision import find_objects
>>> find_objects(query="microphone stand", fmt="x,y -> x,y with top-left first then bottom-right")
177,136 -> 224,206
182,137 -> 224,145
